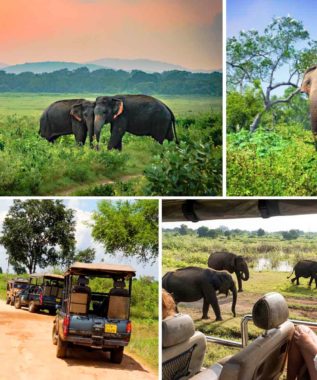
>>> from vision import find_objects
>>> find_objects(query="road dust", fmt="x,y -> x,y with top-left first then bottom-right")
0,300 -> 157,380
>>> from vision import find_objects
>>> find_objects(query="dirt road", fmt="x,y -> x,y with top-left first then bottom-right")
0,301 -> 157,380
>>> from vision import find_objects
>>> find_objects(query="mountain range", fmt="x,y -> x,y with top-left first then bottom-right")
1,58 -> 218,74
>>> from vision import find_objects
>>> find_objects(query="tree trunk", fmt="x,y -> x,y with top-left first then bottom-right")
250,112 -> 263,132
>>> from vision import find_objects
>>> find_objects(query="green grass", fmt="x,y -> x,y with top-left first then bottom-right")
0,93 -> 220,195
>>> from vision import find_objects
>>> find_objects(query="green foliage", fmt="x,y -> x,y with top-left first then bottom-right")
0,200 -> 76,273
227,123 -> 317,195
92,200 -> 158,263
143,112 -> 222,196
73,248 -> 96,263
0,68 -> 222,96
227,90 -> 263,131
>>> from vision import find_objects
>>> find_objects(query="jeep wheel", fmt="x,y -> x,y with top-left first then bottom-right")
15,298 -> 22,309
10,297 -> 15,306
56,337 -> 68,358
28,301 -> 37,313
6,297 -> 10,305
52,324 -> 58,345
110,348 -> 124,364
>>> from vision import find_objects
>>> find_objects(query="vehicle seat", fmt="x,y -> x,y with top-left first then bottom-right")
219,292 -> 294,380
70,278 -> 91,314
162,313 -> 207,380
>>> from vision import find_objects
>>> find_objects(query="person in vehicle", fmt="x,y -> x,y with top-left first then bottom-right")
110,279 -> 129,296
287,325 -> 317,380
162,289 -> 177,319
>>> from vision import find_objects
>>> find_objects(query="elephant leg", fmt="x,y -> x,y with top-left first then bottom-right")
297,277 -> 300,285
202,284 -> 222,321
308,276 -> 313,287
291,277 -> 296,283
236,272 -> 243,292
202,298 -> 209,320
108,120 -> 126,150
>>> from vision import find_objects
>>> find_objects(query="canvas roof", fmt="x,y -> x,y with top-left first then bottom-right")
65,262 -> 136,277
162,200 -> 317,222
30,273 -> 64,280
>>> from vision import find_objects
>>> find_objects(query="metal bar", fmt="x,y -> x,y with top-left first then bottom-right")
205,315 -> 317,349
205,335 -> 242,348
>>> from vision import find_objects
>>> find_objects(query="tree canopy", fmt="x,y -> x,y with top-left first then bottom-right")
72,248 -> 96,264
227,16 -> 317,131
0,68 -> 222,96
91,200 -> 158,264
0,200 -> 76,274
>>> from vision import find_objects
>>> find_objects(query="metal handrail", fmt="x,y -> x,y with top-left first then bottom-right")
205,314 -> 317,349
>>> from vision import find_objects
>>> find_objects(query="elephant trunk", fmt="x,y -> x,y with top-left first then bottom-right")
94,115 -> 104,146
240,267 -> 249,281
310,89 -> 317,148
231,282 -> 237,317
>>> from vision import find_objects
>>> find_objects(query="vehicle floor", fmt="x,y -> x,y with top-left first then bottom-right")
0,300 -> 156,380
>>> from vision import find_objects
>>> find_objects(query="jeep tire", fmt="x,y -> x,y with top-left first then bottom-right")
56,337 -> 68,358
15,298 -> 22,309
28,301 -> 37,313
6,297 -> 10,305
110,347 -> 124,364
52,324 -> 58,345
10,297 -> 15,306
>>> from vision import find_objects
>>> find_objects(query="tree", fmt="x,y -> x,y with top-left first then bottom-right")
91,200 -> 158,263
257,228 -> 266,237
0,200 -> 76,274
178,224 -> 189,236
73,248 -> 96,263
197,226 -> 209,237
0,267 -> 2,274
227,16 -> 314,131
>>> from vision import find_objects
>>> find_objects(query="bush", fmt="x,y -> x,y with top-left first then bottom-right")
144,140 -> 222,195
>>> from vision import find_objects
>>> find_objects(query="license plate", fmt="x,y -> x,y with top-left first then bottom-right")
105,324 -> 117,334
56,298 -> 61,302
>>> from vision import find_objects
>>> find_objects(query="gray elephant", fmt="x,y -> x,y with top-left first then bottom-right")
287,260 -> 317,287
162,267 -> 237,321
208,252 -> 249,292
301,66 -> 317,150
93,94 -> 178,150
39,99 -> 95,146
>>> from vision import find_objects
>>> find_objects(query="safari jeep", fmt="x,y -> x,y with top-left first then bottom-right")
52,262 -> 136,364
15,273 -> 64,314
6,278 -> 29,306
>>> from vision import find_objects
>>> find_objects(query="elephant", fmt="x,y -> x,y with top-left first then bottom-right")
287,260 -> 317,287
39,99 -> 95,146
208,251 -> 249,292
93,94 -> 178,150
162,266 -> 237,321
300,66 -> 317,150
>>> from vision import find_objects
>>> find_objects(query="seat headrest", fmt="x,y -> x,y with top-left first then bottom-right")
252,292 -> 289,330
162,314 -> 195,348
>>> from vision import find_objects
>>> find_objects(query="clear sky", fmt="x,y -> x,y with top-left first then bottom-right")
227,0 -> 317,39
164,214 -> 317,233
0,0 -> 222,71
0,199 -> 158,278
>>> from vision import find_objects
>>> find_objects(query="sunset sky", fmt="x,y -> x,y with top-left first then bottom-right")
0,0 -> 222,71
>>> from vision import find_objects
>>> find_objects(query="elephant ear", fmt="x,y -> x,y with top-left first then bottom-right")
70,103 -> 83,122
111,98 -> 124,119
304,65 -> 317,76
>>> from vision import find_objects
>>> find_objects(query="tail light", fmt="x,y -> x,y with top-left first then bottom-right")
39,293 -> 43,305
63,315 -> 70,336
126,321 -> 132,334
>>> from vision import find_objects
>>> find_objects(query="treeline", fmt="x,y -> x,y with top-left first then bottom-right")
163,226 -> 317,241
0,67 -> 222,95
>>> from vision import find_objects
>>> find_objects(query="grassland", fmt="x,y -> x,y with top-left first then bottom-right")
163,232 -> 317,370
0,93 -> 221,196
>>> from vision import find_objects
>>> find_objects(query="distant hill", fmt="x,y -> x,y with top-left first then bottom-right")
4,61 -> 104,74
0,67 -> 222,96
0,63 -> 7,69
87,58 -> 190,73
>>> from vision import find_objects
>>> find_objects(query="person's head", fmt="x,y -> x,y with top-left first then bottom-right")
78,275 -> 89,286
162,289 -> 177,319
113,279 -> 125,288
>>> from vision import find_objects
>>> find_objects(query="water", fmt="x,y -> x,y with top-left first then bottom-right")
255,258 -> 292,272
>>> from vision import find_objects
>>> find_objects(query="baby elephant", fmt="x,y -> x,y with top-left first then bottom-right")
287,260 -> 317,287
162,266 -> 237,321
